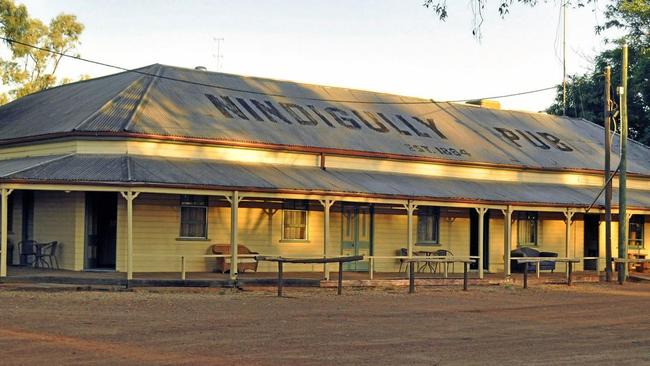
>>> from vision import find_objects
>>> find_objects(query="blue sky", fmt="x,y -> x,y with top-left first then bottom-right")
18,0 -> 614,112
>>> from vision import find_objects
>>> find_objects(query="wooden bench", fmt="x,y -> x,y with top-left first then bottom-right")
211,244 -> 259,273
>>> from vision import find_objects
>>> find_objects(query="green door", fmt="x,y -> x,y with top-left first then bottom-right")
341,205 -> 373,271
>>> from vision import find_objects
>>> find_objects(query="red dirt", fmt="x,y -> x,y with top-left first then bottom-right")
0,282 -> 649,365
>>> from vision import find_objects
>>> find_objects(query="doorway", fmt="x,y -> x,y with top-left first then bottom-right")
583,214 -> 600,270
469,209 -> 490,271
85,192 -> 117,270
341,205 -> 373,271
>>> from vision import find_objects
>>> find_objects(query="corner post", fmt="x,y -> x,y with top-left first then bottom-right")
121,191 -> 139,281
475,207 -> 488,279
1,188 -> 13,278
501,206 -> 513,278
319,199 -> 335,280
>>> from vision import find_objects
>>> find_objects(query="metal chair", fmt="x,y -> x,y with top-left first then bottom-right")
18,240 -> 37,266
34,241 -> 59,269
434,249 -> 454,274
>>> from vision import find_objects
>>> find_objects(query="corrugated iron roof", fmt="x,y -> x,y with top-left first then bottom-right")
1,154 -> 648,208
0,64 -> 648,175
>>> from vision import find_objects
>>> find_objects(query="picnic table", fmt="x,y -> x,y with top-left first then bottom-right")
255,255 -> 364,296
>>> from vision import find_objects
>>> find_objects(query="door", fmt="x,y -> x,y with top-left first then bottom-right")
469,209 -> 490,271
583,214 -> 600,270
85,192 -> 117,270
19,191 -> 34,265
341,205 -> 373,271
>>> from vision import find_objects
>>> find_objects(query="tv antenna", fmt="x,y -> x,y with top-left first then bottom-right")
213,37 -> 224,71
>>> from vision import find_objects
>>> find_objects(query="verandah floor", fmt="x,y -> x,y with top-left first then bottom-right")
2,266 -> 601,288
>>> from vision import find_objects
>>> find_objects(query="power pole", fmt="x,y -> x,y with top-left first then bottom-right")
617,44 -> 628,285
604,65 -> 612,282
562,1 -> 567,116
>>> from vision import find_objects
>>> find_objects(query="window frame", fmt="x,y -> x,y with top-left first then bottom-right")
517,211 -> 539,246
416,206 -> 440,245
281,200 -> 309,242
628,215 -> 645,249
178,195 -> 209,240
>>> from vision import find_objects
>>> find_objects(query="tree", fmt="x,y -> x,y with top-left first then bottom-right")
423,0 -> 591,37
547,0 -> 650,145
0,0 -> 84,103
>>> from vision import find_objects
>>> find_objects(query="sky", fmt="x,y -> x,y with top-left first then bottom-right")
15,0 -> 617,112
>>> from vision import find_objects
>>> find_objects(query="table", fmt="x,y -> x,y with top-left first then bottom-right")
512,257 -> 580,288
255,255 -> 364,297
403,257 -> 475,293
32,242 -> 56,268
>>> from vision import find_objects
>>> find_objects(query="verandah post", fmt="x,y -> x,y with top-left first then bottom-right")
502,206 -> 513,278
120,190 -> 139,281
404,201 -> 418,258
475,207 -> 488,279
229,191 -> 240,281
319,199 -> 335,280
564,209 -> 574,278
0,188 -> 13,278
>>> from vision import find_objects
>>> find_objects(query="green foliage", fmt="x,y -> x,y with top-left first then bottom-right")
547,1 -> 650,146
423,1 -> 590,37
0,0 -> 84,104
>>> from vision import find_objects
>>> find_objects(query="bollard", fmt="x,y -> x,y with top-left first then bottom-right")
409,261 -> 415,294
277,261 -> 283,297
567,261 -> 573,286
337,261 -> 343,295
463,262 -> 468,291
523,262 -> 529,289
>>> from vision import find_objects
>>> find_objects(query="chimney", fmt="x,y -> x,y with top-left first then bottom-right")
466,99 -> 501,109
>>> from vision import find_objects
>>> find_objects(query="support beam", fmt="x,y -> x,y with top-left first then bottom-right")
319,199 -> 335,280
475,207 -> 488,279
501,206 -> 513,277
564,209 -> 575,277
404,201 -> 418,257
226,191 -> 243,281
1,188 -> 14,278
120,191 -> 140,281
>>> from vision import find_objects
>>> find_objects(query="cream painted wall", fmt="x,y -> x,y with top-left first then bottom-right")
32,191 -> 84,270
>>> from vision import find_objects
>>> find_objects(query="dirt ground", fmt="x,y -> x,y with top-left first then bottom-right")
0,282 -> 649,366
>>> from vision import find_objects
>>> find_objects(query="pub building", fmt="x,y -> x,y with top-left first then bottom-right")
0,64 -> 648,281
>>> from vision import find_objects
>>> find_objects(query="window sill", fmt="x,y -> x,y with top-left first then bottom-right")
415,242 -> 441,246
176,237 -> 211,242
517,243 -> 538,247
279,239 -> 310,244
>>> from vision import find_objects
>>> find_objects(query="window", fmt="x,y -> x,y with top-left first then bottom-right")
179,195 -> 208,239
629,215 -> 644,248
417,207 -> 440,244
282,200 -> 308,240
517,211 -> 538,246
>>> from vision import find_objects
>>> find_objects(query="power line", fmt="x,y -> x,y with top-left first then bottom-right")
1,36 -> 558,106
438,86 -> 557,103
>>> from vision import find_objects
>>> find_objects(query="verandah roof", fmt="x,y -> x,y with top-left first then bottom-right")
0,154 -> 648,209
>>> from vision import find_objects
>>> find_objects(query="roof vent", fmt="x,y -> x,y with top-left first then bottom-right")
194,66 -> 207,71
466,99 -> 501,109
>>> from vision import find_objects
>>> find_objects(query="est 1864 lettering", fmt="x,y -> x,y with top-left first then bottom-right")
404,144 -> 471,157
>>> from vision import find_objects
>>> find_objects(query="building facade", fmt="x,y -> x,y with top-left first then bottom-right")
0,64 -> 648,279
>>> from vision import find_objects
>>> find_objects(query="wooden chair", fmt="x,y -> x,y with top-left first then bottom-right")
211,244 -> 259,273
433,249 -> 454,274
397,248 -> 409,272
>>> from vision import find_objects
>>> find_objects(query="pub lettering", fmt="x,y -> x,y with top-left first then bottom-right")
204,93 -> 574,155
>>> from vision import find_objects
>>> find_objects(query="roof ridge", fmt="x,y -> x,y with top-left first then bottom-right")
71,70 -> 152,132
122,64 -> 162,132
